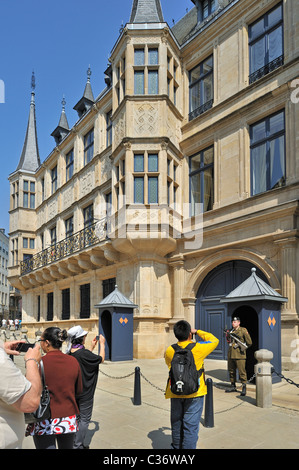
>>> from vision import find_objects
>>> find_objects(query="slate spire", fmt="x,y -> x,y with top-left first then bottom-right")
51,96 -> 70,145
73,66 -> 95,118
129,0 -> 164,23
16,72 -> 41,172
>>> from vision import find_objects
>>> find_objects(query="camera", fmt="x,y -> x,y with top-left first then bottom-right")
16,342 -> 36,353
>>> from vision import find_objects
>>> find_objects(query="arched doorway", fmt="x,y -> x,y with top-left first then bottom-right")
196,260 -> 268,361
101,310 -> 112,360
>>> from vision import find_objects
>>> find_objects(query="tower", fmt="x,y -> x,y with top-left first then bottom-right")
8,73 -> 40,291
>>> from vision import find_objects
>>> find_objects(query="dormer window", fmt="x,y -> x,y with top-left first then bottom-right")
192,0 -> 217,23
202,0 -> 216,19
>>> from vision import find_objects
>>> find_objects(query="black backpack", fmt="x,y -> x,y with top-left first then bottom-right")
169,343 -> 203,395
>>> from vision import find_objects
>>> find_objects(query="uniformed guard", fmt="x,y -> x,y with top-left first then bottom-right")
225,316 -> 252,396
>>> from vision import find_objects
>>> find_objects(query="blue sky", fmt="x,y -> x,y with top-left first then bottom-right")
0,0 -> 193,234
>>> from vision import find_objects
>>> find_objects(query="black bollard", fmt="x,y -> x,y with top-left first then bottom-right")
133,366 -> 141,406
204,378 -> 214,428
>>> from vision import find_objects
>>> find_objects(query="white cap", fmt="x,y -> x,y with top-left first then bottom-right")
66,326 -> 88,353
67,325 -> 88,340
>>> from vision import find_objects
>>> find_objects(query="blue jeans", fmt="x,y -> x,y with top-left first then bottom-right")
170,396 -> 204,449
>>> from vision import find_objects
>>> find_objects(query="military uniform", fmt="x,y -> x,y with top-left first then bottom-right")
226,321 -> 252,395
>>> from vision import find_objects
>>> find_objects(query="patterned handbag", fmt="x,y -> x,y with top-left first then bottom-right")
24,359 -> 51,424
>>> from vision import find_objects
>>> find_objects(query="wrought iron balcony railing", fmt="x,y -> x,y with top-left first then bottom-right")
189,99 -> 213,121
20,219 -> 108,276
249,55 -> 284,85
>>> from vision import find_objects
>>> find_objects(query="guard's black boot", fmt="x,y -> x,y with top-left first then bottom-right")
240,384 -> 246,396
225,383 -> 237,392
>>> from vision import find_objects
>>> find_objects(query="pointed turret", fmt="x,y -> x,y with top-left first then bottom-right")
73,66 -> 95,118
51,96 -> 70,145
16,72 -> 40,172
129,0 -> 164,23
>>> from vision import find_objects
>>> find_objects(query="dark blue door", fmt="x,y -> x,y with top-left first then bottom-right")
195,261 -> 267,360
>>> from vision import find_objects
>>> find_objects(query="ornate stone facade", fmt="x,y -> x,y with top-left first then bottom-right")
8,0 -> 299,368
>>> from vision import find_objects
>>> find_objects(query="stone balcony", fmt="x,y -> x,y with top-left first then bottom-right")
15,219 -> 113,289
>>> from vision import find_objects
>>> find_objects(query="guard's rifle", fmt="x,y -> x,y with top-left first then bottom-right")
224,327 -> 248,352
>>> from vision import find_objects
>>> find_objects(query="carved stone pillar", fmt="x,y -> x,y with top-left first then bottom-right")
276,237 -> 298,317
170,258 -> 185,321
275,236 -> 299,369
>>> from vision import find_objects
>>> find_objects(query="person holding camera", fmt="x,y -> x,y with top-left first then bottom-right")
67,326 -> 105,449
0,339 -> 42,449
27,327 -> 83,450
165,320 -> 219,449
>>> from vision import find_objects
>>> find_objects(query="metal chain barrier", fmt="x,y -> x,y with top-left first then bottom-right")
99,366 -> 164,391
99,368 -> 135,380
271,368 -> 299,388
139,370 -> 165,393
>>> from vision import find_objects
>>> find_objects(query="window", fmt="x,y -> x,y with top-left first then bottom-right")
66,149 -> 74,181
23,180 -> 35,208
148,48 -> 158,65
134,46 -> 159,95
148,154 -> 158,172
148,70 -> 158,95
103,278 -> 116,299
134,177 -> 144,204
189,55 -> 213,120
167,54 -> 179,106
106,111 -> 112,147
250,110 -> 285,196
134,70 -> 144,95
51,166 -> 57,194
23,237 -> 34,249
50,227 -> 56,246
65,216 -> 74,238
62,288 -> 70,320
134,154 -> 144,172
12,182 -> 19,209
41,178 -> 45,201
249,3 -> 283,84
148,177 -> 158,204
202,0 -> 216,19
80,284 -> 90,319
37,295 -> 40,322
84,128 -> 94,164
133,153 -> 159,204
47,292 -> 54,321
189,146 -> 214,215
167,159 -> 179,208
115,54 -> 126,105
135,48 -> 145,66
83,204 -> 94,227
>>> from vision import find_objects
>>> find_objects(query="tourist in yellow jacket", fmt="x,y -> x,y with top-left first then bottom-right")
165,320 -> 219,449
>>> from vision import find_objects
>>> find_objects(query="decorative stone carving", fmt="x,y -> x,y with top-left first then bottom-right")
134,104 -> 158,136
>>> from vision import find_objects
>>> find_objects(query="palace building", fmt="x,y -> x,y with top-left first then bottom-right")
8,0 -> 299,370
